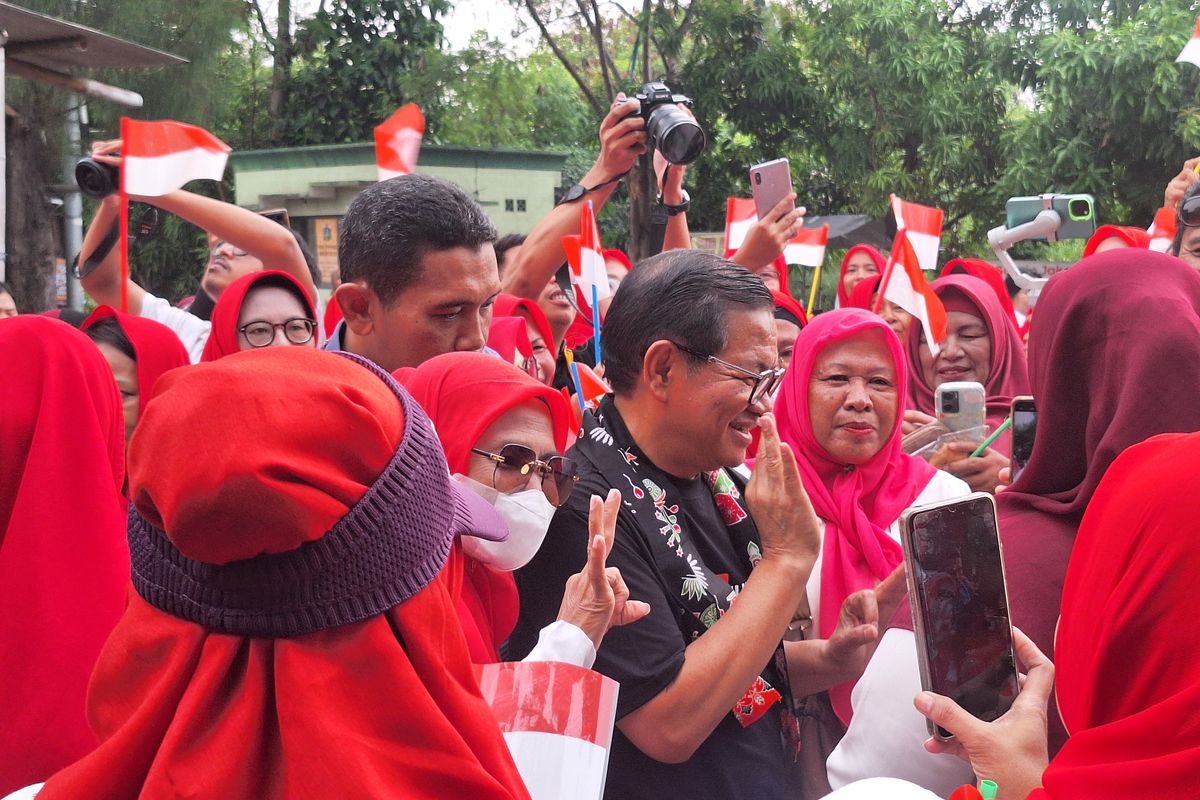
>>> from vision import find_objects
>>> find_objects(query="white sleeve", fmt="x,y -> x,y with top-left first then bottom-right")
820,777 -> 943,800
826,628 -> 975,796
139,291 -> 211,364
1,783 -> 43,799
521,620 -> 596,669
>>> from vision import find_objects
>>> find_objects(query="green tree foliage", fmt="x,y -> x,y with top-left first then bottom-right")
283,0 -> 449,145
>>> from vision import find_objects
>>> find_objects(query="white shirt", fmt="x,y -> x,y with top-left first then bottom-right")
806,470 -> 970,634
139,290 -> 211,364
524,620 -> 596,669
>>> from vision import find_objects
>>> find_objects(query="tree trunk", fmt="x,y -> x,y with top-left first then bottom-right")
7,113 -> 57,312
269,0 -> 292,145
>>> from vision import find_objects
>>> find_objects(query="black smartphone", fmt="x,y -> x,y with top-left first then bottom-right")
900,493 -> 1020,741
1010,396 -> 1036,482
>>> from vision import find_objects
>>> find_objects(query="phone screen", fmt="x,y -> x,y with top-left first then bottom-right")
1010,404 -> 1037,481
908,496 -> 1019,737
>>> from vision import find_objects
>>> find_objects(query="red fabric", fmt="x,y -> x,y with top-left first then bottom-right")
603,248 -> 632,271
771,254 -> 790,294
837,244 -> 886,307
200,270 -> 317,362
770,289 -> 808,327
488,316 -> 534,368
774,309 -> 937,723
940,258 -> 1020,333
846,274 -> 882,310
323,290 -> 344,338
81,305 -> 190,420
997,250 -> 1200,754
397,352 -> 571,664
1029,433 -> 1200,800
907,274 -> 1031,453
0,317 -> 129,795
40,346 -> 529,799
564,314 -> 595,350
494,293 -> 554,349
1081,224 -> 1152,257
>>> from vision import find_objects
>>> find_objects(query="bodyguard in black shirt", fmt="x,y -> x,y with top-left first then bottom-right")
514,252 -> 892,799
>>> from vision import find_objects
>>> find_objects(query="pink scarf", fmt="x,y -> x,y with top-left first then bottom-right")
774,308 -> 937,722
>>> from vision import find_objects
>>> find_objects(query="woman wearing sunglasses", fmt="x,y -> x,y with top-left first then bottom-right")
200,270 -> 319,361
398,351 -> 646,665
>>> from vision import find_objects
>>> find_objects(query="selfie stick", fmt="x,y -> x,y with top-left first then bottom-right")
987,199 -> 1062,301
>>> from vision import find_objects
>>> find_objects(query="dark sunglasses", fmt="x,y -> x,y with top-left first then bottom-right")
471,444 -> 580,507
1179,195 -> 1200,228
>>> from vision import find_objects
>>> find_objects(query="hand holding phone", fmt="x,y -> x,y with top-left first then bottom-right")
935,382 -> 986,433
750,158 -> 795,219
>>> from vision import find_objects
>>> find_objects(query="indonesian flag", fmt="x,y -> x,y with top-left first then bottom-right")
890,194 -> 943,272
560,201 -> 611,319
1148,206 -> 1177,253
723,197 -> 759,255
879,229 -> 948,356
120,119 -> 230,197
476,660 -> 619,800
1178,18 -> 1200,67
783,224 -> 829,267
575,363 -> 611,409
375,103 -> 425,180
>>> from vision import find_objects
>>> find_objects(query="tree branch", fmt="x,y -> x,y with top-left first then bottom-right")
523,0 -> 607,116
246,0 -> 276,54
589,0 -> 626,90
576,0 -> 616,101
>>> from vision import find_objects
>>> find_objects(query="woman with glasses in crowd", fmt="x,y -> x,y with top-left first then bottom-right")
398,351 -> 647,666
200,270 -> 318,361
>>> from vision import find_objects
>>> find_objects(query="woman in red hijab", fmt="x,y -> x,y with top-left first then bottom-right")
837,245 -> 886,307
200,270 -> 318,361
1081,223 -> 1152,257
31,347 -> 531,799
81,306 -> 190,448
939,258 -> 1020,333
770,289 -> 807,369
907,273 -> 1031,493
774,309 -> 969,724
0,317 -> 128,796
398,352 -> 574,663
494,293 -> 556,386
846,274 -> 915,344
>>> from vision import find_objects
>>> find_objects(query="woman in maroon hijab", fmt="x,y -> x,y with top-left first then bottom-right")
825,248 -> 1200,794
906,273 -> 1031,493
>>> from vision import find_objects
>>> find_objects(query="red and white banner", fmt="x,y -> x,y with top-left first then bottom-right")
783,224 -> 829,267
120,119 -> 230,197
575,363 -> 610,409
476,660 -> 619,800
1178,18 -> 1200,67
1147,206 -> 1177,253
890,195 -> 944,272
723,197 -> 758,255
560,202 -> 611,319
375,103 -> 425,180
879,229 -> 947,356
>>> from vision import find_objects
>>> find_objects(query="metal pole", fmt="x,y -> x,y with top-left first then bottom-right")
6,58 -> 142,108
62,95 -> 83,310
0,30 -> 8,285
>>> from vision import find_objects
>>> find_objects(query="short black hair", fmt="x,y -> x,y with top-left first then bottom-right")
0,281 -> 11,296
84,315 -> 136,362
495,232 -> 527,279
290,230 -> 321,289
1170,181 -> 1200,256
602,250 -> 773,395
338,174 -> 498,306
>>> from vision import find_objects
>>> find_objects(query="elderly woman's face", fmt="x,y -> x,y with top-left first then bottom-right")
808,330 -> 898,465
919,310 -> 991,389
468,400 -> 558,494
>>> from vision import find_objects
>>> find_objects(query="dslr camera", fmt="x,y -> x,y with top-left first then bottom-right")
75,156 -> 120,200
633,81 -> 706,165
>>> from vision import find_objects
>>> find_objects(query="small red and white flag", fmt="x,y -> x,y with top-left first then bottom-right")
1178,18 -> 1200,67
374,103 -> 425,180
560,202 -> 611,319
783,224 -> 829,267
1147,206 -> 1177,253
723,197 -> 759,255
476,660 -> 619,800
120,119 -> 230,197
878,229 -> 948,355
575,363 -> 611,409
890,194 -> 944,272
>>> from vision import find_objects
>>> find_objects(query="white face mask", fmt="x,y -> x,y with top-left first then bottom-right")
453,474 -> 556,572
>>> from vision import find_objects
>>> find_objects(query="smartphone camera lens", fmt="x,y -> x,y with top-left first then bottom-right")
1068,197 -> 1092,221
941,392 -> 960,414
754,172 -> 761,185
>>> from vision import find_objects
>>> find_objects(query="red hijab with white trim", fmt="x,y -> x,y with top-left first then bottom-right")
0,317 -> 128,795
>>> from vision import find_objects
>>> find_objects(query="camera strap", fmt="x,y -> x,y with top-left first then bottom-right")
73,222 -> 120,280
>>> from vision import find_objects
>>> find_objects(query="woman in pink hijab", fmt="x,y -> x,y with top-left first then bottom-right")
774,309 -> 969,725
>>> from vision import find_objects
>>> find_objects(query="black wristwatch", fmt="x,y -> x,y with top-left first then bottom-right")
657,189 -> 691,216
557,174 -> 624,205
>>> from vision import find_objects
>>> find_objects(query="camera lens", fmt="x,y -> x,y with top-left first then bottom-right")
74,158 -> 119,200
1067,198 -> 1091,221
646,105 -> 706,165
941,392 -> 960,414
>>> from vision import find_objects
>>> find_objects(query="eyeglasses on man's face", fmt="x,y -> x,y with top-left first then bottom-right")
672,342 -> 785,406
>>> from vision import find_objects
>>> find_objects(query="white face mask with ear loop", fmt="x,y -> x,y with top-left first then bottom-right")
452,474 -> 557,572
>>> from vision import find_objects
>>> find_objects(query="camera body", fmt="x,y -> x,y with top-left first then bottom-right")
633,81 -> 706,165
75,157 -> 120,200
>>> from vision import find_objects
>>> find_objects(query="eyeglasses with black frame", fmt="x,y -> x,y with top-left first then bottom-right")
238,318 -> 317,348
470,443 -> 580,507
672,342 -> 785,406
1180,195 -> 1200,228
